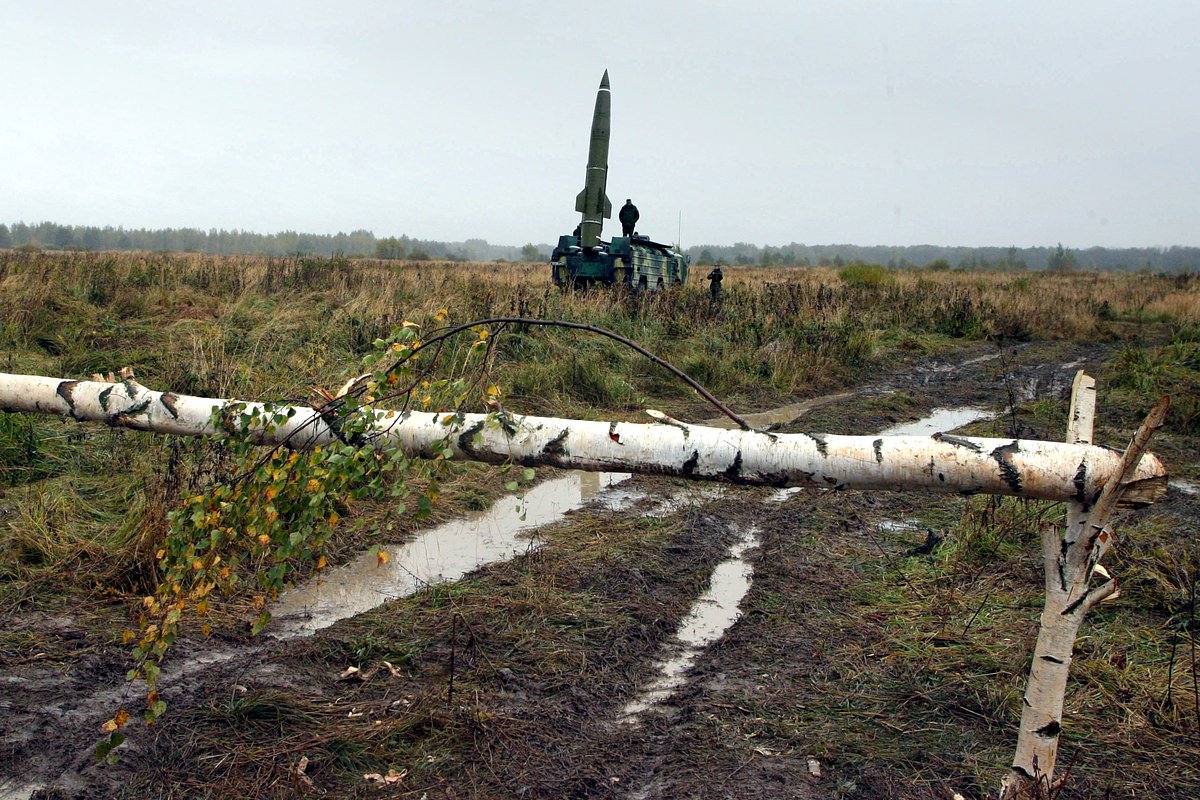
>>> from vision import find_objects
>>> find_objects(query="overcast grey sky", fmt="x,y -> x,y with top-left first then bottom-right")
3,1 -> 1197,248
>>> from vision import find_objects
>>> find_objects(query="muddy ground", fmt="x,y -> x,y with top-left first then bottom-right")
3,340 -> 1198,799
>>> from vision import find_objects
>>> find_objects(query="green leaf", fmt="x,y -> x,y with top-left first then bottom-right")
522,468 -> 536,482
505,481 -> 519,491
250,611 -> 271,636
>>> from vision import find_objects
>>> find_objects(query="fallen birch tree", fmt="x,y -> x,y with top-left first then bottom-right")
0,369 -> 1173,795
0,371 -> 1167,504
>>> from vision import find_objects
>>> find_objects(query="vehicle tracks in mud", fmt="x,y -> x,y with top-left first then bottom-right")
1,340 -> 1144,797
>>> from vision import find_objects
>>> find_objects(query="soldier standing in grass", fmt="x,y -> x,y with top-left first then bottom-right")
707,264 -> 724,300
619,199 -> 639,237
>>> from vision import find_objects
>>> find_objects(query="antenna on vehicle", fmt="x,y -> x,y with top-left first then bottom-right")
677,210 -> 682,251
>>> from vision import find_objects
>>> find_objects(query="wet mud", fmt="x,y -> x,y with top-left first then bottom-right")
3,340 -> 1196,798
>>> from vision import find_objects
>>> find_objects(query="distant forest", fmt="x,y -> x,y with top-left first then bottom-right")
686,242 -> 1200,272
0,221 -> 539,263
2,220 -> 1197,272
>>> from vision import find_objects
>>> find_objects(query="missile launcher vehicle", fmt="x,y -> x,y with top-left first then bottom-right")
551,71 -> 689,290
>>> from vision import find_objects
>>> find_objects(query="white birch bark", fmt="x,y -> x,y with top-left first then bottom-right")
0,372 -> 1167,503
1000,374 -> 1169,798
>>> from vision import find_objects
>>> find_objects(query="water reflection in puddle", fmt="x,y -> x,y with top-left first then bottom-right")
1171,480 -> 1198,497
703,392 -> 853,430
878,407 -> 995,437
270,472 -> 634,638
619,526 -> 761,724
0,782 -> 43,800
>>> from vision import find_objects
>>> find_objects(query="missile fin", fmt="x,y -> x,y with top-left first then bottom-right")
576,189 -> 588,214
603,195 -> 612,218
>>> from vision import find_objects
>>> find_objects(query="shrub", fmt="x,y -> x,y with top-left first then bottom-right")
838,262 -> 894,289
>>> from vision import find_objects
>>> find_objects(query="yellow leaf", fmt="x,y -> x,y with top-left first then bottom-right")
264,486 -> 277,501
401,319 -> 420,328
192,560 -> 203,571
306,479 -> 320,492
100,709 -> 130,734
196,600 -> 209,615
155,549 -> 166,560
317,556 -> 327,569
328,512 -> 340,526
121,630 -> 136,644
376,550 -> 390,567
435,307 -> 448,321
201,623 -> 212,636
478,329 -> 490,340
142,596 -> 155,609
258,534 -> 271,546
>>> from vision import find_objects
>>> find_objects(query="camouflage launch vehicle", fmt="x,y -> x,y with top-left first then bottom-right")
551,71 -> 689,290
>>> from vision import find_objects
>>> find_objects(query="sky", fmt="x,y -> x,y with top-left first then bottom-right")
3,1 -> 1197,249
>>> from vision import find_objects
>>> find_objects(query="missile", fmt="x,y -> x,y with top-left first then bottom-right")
575,69 -> 612,249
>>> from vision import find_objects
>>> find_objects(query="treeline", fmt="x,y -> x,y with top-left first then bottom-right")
3,220 -> 1196,272
0,221 -> 550,262
688,242 -> 1200,272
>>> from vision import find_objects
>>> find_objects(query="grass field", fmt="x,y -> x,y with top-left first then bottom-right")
1,250 -> 1198,798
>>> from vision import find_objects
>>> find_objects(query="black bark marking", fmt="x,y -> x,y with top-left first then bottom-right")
1040,655 -> 1065,664
872,438 -> 883,463
542,428 -> 569,458
56,381 -> 80,418
98,386 -> 115,411
932,432 -> 983,452
160,392 -> 181,419
806,432 -> 829,456
1034,721 -> 1061,738
991,441 -> 1023,494
496,412 -> 518,437
723,451 -> 744,482
1011,765 -> 1034,780
1060,595 -> 1086,617
457,420 -> 485,456
111,398 -> 152,428
938,473 -> 946,482
682,449 -> 700,478
1073,460 -> 1088,507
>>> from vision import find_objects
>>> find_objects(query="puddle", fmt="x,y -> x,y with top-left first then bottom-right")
1171,480 -> 1199,497
618,525 -> 761,724
767,487 -> 805,503
270,471 -> 633,638
0,782 -> 43,800
703,391 -> 853,430
878,407 -> 995,437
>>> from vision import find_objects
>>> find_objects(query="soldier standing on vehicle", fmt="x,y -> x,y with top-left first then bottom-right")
707,264 -> 724,300
619,199 -> 639,237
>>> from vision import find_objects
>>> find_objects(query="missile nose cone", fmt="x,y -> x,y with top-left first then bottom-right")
600,69 -> 610,90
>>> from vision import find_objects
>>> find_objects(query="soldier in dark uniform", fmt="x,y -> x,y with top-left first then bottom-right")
707,264 -> 724,300
619,199 -> 639,237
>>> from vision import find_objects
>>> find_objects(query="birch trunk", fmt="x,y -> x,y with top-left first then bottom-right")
0,372 -> 1167,503
1000,375 -> 1169,798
